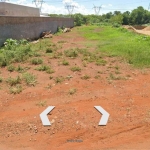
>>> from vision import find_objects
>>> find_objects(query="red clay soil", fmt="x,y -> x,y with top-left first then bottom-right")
124,25 -> 150,36
0,27 -> 150,150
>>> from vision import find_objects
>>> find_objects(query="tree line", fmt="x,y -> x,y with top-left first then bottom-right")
49,6 -> 150,26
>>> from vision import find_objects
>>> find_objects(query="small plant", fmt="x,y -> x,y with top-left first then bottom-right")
54,76 -> 65,84
6,76 -> 21,86
69,88 -> 77,95
97,71 -> 103,74
62,60 -> 69,66
82,61 -> 87,67
31,58 -> 43,65
49,76 -> 53,80
46,48 -> 53,53
95,59 -> 107,66
7,65 -> 15,72
64,49 -> 78,58
109,73 -> 125,80
23,73 -> 37,86
0,77 -> 3,83
46,68 -> 55,74
95,75 -> 101,79
36,101 -> 47,107
35,65 -> 50,71
66,75 -> 73,80
70,66 -> 81,72
81,75 -> 91,80
115,66 -> 119,70
16,65 -> 25,73
57,40 -> 66,43
10,85 -> 22,94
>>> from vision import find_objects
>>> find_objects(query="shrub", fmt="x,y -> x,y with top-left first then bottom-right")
62,60 -> 69,66
31,58 -> 43,65
54,76 -> 65,83
69,88 -> 77,95
64,49 -> 78,58
7,65 -> 15,72
70,66 -> 81,72
23,73 -> 37,86
10,85 -> 22,94
81,75 -> 91,80
35,65 -> 50,71
6,76 -> 21,86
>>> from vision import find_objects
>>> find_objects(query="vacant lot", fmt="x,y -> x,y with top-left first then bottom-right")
0,26 -> 150,150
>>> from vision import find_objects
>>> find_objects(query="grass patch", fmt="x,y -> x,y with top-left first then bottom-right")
62,59 -> 69,66
23,73 -> 37,86
10,85 -> 22,94
0,77 -> 3,83
69,88 -> 77,95
64,49 -> 78,58
35,65 -> 50,71
31,58 -> 43,65
36,101 -> 47,107
79,26 -> 150,68
81,75 -> 91,80
70,66 -> 81,72
54,76 -> 65,84
7,65 -> 15,72
6,76 -> 21,86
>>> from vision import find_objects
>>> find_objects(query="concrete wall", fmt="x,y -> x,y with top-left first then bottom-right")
0,2 -> 40,16
0,16 -> 74,46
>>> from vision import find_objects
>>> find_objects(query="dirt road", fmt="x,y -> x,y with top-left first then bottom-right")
0,28 -> 150,150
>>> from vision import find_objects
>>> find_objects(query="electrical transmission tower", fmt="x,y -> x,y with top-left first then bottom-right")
33,0 -> 44,13
93,4 -> 102,15
65,4 -> 76,15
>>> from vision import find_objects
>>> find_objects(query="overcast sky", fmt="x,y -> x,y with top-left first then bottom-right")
7,0 -> 150,15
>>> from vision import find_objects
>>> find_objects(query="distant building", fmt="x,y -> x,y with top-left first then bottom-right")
0,2 -> 40,16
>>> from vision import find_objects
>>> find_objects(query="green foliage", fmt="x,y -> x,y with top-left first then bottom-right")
23,73 -> 37,86
35,65 -> 50,71
46,48 -> 53,53
81,75 -> 91,80
31,58 -> 43,65
69,88 -> 77,95
54,76 -> 65,83
0,77 -> 3,83
64,49 -> 78,58
7,65 -> 15,72
6,76 -> 21,86
10,85 -> 22,94
70,66 -> 81,72
62,59 -> 69,65
79,26 -> 150,68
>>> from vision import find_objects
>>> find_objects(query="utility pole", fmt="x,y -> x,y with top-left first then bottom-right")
33,0 -> 44,13
93,4 -> 102,15
65,4 -> 76,16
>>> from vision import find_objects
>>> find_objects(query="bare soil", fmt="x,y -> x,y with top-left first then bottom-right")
0,27 -> 150,150
123,25 -> 150,36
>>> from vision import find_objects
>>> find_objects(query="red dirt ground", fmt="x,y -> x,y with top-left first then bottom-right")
0,27 -> 150,150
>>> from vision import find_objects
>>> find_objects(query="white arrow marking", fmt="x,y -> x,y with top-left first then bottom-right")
40,106 -> 55,126
94,106 -> 110,126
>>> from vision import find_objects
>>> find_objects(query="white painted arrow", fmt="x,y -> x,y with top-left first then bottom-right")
94,106 -> 110,126
40,106 -> 55,126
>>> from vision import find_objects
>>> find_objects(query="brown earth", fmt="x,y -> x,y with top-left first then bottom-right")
123,25 -> 150,36
0,27 -> 150,150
